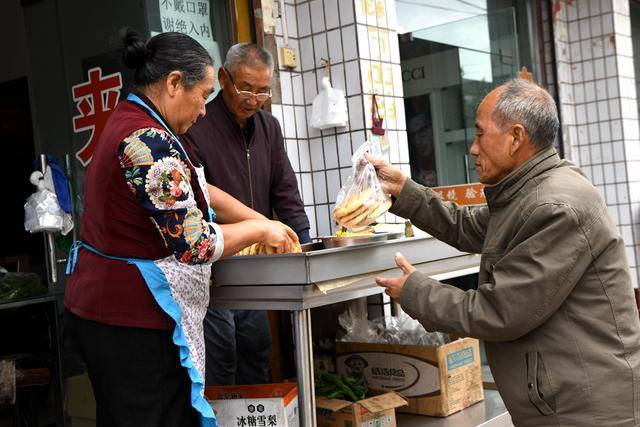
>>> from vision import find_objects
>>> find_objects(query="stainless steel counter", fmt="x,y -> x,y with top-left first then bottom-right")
209,235 -> 482,426
396,390 -> 513,427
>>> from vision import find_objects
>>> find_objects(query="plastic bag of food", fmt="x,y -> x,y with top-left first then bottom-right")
333,140 -> 391,229
337,309 -> 450,346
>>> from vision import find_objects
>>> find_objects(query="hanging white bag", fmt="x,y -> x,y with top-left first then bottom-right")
310,77 -> 348,130
24,171 -> 73,235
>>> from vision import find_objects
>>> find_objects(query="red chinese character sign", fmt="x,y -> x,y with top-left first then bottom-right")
433,183 -> 486,206
72,67 -> 123,166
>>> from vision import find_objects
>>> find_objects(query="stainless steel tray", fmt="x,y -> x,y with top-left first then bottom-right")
317,232 -> 403,248
211,235 -> 467,286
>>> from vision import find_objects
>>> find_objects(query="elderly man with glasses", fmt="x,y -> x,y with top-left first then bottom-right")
184,43 -> 310,386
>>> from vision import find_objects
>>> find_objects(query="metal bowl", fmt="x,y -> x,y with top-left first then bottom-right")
318,232 -> 394,249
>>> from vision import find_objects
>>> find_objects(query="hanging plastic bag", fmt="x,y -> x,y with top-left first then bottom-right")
332,138 -> 392,229
310,77 -> 348,130
24,171 -> 73,235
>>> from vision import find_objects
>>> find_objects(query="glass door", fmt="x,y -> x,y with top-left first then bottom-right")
400,7 -> 520,186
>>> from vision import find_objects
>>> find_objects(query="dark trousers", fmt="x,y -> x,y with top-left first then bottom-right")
203,309 -> 271,385
66,312 -> 198,427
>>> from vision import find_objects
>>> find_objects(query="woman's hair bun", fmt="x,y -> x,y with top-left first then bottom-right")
118,27 -> 147,70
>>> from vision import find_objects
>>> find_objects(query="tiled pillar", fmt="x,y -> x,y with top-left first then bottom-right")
270,0 -> 409,238
552,0 -> 640,287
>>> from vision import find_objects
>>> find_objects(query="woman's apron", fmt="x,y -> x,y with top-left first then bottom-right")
67,93 -> 217,427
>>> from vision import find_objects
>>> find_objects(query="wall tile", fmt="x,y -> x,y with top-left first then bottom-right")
385,0 -> 396,30
298,139 -> 312,171
286,139 -> 300,172
339,0 -> 355,26
337,132 -> 353,167
300,36 -> 315,71
285,4 -> 298,38
348,96 -> 365,130
271,104 -> 284,128
342,25 -> 359,61
324,0 -> 340,30
313,171 -> 328,203
357,24 -> 370,59
297,2 -> 311,37
323,136 -> 339,168
612,140 -> 626,161
327,29 -> 343,64
310,137 -> 325,169
301,173 -> 314,204
282,105 -> 297,138
327,169 -> 341,203
345,60 -> 362,96
295,106 -> 308,138
309,0 -> 325,33
292,73 -> 305,105
379,32 -> 393,66
305,205 -> 317,237
313,33 -> 329,67
351,129 -> 366,153
303,70 -> 318,103
354,0 -> 366,24
316,204 -> 332,236
280,71 -> 293,104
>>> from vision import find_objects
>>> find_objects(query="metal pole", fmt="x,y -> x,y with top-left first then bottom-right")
40,155 -> 57,285
64,154 -> 79,243
293,309 -> 315,426
305,309 -> 317,426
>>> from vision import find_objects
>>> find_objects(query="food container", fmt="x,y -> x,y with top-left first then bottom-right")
317,232 -> 403,249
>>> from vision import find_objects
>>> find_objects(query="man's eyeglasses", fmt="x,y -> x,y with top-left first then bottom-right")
224,69 -> 272,102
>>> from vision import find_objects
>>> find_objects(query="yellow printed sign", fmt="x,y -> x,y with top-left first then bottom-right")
432,183 -> 486,206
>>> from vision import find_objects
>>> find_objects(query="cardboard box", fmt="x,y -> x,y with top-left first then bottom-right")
316,390 -> 408,427
205,383 -> 298,427
335,337 -> 484,417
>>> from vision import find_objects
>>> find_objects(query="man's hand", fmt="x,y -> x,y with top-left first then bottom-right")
364,154 -> 407,198
375,252 -> 416,299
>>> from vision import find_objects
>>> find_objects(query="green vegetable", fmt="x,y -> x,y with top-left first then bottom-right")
315,372 -> 369,402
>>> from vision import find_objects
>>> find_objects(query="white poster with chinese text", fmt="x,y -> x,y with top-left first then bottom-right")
158,0 -> 223,96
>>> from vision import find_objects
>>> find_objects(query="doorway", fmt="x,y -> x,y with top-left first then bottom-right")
0,77 -> 44,275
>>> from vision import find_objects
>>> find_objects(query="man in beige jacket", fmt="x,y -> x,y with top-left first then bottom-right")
370,79 -> 640,426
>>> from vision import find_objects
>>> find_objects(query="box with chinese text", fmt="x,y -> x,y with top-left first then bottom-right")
316,389 -> 407,427
335,338 -> 483,416
205,382 -> 298,427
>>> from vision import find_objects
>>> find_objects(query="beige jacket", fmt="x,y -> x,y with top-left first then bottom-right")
394,148 -> 640,426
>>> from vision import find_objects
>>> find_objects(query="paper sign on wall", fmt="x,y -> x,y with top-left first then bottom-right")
158,0 -> 223,95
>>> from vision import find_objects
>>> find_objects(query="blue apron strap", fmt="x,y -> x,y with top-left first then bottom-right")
65,241 -> 82,275
66,241 -> 145,275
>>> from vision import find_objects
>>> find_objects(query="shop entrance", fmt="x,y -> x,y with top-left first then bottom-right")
0,77 -> 44,275
399,7 -> 520,187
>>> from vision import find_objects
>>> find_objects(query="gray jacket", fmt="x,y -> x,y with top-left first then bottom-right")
394,147 -> 640,426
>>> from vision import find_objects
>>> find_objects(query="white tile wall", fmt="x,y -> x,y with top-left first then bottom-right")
271,0 -> 412,237
552,0 -> 640,286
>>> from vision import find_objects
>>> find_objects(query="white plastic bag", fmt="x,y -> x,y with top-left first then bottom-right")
337,309 -> 450,346
310,77 -> 348,130
24,171 -> 73,235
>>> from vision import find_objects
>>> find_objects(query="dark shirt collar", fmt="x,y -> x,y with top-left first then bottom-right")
483,146 -> 561,208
